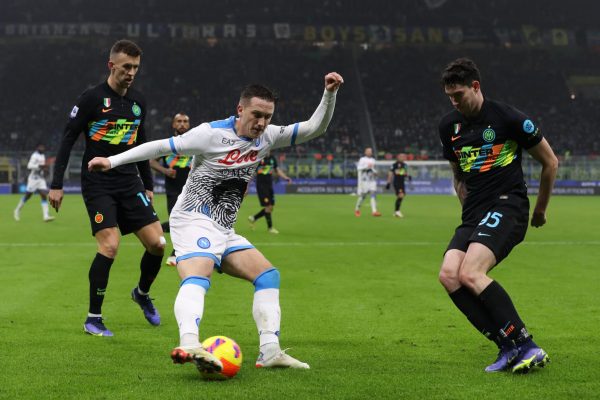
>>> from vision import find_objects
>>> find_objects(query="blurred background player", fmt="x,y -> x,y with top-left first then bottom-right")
248,151 -> 292,234
438,58 -> 558,373
150,113 -> 192,266
386,153 -> 412,218
354,147 -> 381,217
88,72 -> 344,373
13,143 -> 55,222
49,39 -> 165,337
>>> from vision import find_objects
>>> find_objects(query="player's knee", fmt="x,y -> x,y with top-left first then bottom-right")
180,276 -> 211,292
253,267 -> 280,292
457,267 -> 480,289
147,236 -> 166,255
438,266 -> 459,290
99,242 -> 119,258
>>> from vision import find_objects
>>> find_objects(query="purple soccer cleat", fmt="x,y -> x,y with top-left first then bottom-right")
512,342 -> 550,373
485,345 -> 519,372
131,288 -> 161,326
83,317 -> 114,337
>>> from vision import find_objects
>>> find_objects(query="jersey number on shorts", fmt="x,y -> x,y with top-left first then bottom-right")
137,192 -> 151,207
478,211 -> 503,228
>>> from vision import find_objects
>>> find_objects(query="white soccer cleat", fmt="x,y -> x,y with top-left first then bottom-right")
44,216 -> 56,222
248,215 -> 256,230
165,256 -> 177,266
256,348 -> 310,369
171,346 -> 223,374
13,209 -> 20,221
268,227 -> 280,234
394,211 -> 404,218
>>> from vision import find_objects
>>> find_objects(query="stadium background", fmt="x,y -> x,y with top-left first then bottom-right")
1,0 -> 599,195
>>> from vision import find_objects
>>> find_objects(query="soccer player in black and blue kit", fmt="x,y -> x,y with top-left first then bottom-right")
386,153 -> 411,218
49,40 -> 165,337
150,113 -> 192,266
437,58 -> 558,373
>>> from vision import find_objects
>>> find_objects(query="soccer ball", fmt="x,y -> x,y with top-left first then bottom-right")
200,335 -> 243,379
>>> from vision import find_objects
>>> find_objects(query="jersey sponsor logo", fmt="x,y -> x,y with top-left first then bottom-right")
482,127 -> 496,142
454,140 -> 517,172
88,119 -> 141,144
523,119 -> 535,134
70,105 -> 79,118
197,237 -> 211,249
103,98 -> 111,108
222,138 -> 238,146
217,149 -> 259,166
102,108 -> 113,113
166,154 -> 192,168
220,166 -> 256,178
132,103 -> 141,116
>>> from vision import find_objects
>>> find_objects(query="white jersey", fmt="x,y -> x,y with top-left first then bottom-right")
27,151 -> 46,180
357,156 -> 377,184
109,90 -> 337,230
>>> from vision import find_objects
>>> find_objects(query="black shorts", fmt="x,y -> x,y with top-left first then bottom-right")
446,195 -> 529,265
83,183 -> 159,236
256,181 -> 275,207
394,183 -> 406,196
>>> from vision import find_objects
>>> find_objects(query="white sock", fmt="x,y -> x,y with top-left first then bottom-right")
355,195 -> 365,210
370,196 -> 377,213
15,197 -> 25,211
253,289 -> 281,347
41,201 -> 49,218
174,283 -> 206,348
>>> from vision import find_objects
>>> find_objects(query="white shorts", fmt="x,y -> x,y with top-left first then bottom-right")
170,210 -> 254,270
26,176 -> 48,193
357,181 -> 377,195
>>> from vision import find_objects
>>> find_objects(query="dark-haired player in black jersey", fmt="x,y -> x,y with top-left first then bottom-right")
437,58 -> 558,373
150,113 -> 192,266
49,39 -> 165,337
248,152 -> 292,234
385,153 -> 411,218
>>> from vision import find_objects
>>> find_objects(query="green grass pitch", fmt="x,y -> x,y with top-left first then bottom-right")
0,193 -> 598,399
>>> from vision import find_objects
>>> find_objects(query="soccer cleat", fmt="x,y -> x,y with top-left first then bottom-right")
83,316 -> 114,337
248,215 -> 256,230
268,227 -> 280,234
13,209 -> 20,221
165,256 -> 177,266
485,345 -> 519,372
44,216 -> 56,222
131,288 -> 161,326
354,210 -> 361,217
255,348 -> 310,369
394,211 -> 404,218
372,211 -> 382,217
511,343 -> 549,373
171,347 -> 223,374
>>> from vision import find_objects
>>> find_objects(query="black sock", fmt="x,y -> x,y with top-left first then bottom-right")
170,249 -> 175,257
254,209 -> 266,220
161,221 -> 170,233
265,213 -> 273,228
138,251 -> 163,293
395,198 -> 402,211
89,253 -> 114,314
479,280 -> 531,344
449,286 -> 502,346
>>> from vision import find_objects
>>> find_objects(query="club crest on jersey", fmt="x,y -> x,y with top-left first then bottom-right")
197,237 -> 211,249
132,103 -> 141,116
255,138 -> 261,147
103,98 -> 111,108
453,123 -> 461,134
482,127 -> 496,143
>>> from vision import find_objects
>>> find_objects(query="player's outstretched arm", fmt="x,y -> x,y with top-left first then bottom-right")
271,72 -> 343,149
88,138 -> 176,172
526,138 -> 558,227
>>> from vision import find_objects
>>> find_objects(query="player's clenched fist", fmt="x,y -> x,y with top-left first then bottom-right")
324,72 -> 344,92
88,157 -> 112,172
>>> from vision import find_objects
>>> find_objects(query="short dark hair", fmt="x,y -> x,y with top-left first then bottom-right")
110,39 -> 143,58
239,84 -> 278,104
441,58 -> 481,87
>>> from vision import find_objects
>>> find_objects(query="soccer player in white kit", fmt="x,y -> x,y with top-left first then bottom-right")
354,147 -> 381,217
88,72 -> 344,374
14,144 -> 55,222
